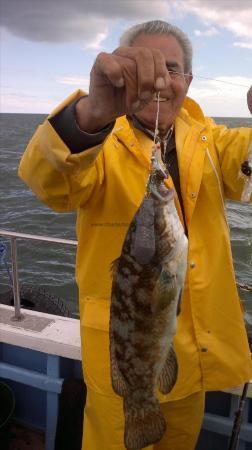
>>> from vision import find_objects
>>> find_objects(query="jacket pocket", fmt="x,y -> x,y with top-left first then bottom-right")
81,296 -> 110,331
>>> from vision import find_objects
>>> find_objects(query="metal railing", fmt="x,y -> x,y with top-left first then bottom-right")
1,229 -> 251,322
0,230 -> 77,321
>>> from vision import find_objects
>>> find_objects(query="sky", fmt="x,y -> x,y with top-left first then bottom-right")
1,0 -> 252,117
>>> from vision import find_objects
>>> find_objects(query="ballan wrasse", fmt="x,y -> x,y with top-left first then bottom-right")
109,139 -> 188,450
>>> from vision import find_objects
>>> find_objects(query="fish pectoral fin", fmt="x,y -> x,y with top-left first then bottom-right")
132,196 -> 156,265
153,270 -> 178,312
177,289 -> 183,316
158,345 -> 178,394
110,257 -> 120,277
110,327 -> 127,397
124,397 -> 166,450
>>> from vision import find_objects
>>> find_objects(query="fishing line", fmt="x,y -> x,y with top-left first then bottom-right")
170,71 -> 250,88
193,75 -> 250,88
153,91 -> 160,145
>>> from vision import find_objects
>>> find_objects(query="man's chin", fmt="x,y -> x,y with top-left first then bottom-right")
135,109 -> 173,134
134,114 -> 155,131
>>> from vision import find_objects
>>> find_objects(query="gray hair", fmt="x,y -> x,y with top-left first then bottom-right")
120,20 -> 193,73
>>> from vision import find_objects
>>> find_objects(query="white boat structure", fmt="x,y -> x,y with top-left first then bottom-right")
0,230 -> 251,450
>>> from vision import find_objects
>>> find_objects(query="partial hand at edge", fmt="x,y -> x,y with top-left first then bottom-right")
247,86 -> 252,114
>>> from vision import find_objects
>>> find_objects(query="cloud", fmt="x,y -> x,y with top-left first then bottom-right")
194,27 -> 219,37
0,0 -> 170,43
189,76 -> 251,117
1,0 -> 251,48
57,76 -> 90,90
1,91 -> 57,114
85,32 -> 108,50
233,41 -> 252,50
173,0 -> 252,40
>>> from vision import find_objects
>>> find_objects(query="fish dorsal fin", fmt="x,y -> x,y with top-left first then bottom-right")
109,326 -> 127,397
152,269 -> 178,313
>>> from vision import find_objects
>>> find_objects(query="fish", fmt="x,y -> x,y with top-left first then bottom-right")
109,152 -> 188,450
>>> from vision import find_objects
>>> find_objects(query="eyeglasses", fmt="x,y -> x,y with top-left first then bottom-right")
167,70 -> 187,80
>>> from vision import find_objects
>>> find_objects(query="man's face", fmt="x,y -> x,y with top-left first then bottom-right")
132,33 -> 192,135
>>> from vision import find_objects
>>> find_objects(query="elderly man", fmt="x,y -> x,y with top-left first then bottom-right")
19,20 -> 252,450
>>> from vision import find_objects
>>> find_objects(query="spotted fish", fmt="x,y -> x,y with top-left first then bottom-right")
109,156 -> 188,450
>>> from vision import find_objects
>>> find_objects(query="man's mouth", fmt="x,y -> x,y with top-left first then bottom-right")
152,94 -> 169,102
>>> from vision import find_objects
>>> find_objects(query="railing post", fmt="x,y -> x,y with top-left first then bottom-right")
10,236 -> 24,321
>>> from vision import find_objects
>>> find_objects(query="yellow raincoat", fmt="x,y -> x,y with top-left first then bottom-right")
19,88 -> 252,413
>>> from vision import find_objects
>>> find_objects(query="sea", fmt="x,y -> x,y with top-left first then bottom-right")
0,113 -> 251,328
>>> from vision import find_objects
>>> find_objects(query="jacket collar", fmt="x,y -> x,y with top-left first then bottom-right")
112,96 -> 206,160
181,96 -> 207,125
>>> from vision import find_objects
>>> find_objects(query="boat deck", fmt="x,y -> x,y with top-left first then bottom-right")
1,304 -> 251,450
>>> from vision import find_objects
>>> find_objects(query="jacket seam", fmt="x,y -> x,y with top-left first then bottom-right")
206,148 -> 229,229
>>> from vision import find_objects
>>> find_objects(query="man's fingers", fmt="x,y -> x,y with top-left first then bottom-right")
151,48 -> 169,90
114,55 -> 139,110
90,47 -> 170,116
114,47 -> 155,99
114,47 -> 168,98
93,51 -> 139,111
94,52 -> 125,88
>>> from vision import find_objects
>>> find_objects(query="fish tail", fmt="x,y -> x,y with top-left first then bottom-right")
124,397 -> 166,450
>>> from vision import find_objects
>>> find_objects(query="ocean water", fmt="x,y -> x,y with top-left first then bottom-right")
0,113 -> 251,326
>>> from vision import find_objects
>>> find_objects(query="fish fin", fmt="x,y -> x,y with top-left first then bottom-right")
110,257 -> 120,276
153,269 -> 178,312
177,289 -> 182,316
158,345 -> 178,394
109,326 -> 127,397
132,196 -> 156,265
124,397 -> 166,450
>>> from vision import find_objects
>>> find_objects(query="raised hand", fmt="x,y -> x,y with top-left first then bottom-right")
76,46 -> 170,132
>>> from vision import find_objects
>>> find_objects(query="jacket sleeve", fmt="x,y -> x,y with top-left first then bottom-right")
49,96 -> 115,154
210,120 -> 252,201
18,90 -> 106,212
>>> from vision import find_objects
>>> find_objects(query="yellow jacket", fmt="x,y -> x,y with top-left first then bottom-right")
19,90 -> 252,401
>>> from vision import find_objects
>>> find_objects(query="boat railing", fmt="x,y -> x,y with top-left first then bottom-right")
0,229 -> 77,322
0,228 -> 251,320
